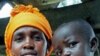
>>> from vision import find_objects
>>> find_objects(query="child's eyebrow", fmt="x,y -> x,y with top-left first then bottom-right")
63,38 -> 69,44
63,35 -> 72,42
63,36 -> 79,43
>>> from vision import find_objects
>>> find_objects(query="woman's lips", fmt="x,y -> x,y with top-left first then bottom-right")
23,55 -> 36,56
21,50 -> 37,56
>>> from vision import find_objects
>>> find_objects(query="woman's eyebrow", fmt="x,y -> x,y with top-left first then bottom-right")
31,31 -> 41,34
14,32 -> 24,36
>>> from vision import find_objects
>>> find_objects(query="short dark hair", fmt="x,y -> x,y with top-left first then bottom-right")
55,19 -> 95,42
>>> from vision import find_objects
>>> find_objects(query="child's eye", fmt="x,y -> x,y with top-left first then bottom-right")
69,42 -> 78,48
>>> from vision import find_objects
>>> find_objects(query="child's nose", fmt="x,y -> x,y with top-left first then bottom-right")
62,48 -> 71,56
62,51 -> 71,56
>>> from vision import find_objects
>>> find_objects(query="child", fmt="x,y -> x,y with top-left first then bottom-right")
52,19 -> 99,56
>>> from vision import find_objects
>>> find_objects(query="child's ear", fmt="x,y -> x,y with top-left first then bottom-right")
90,37 -> 98,52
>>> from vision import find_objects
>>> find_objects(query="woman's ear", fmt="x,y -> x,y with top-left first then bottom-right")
90,37 -> 99,52
46,50 -> 49,55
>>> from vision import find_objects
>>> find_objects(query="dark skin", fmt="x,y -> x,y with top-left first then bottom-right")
52,20 -> 98,56
11,26 -> 48,56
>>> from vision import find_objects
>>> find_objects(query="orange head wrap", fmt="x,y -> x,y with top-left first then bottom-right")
4,5 -> 53,56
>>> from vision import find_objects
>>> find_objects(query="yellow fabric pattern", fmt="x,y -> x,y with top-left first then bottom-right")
4,5 -> 52,56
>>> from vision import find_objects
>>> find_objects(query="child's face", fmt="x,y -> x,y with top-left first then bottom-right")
53,30 -> 91,56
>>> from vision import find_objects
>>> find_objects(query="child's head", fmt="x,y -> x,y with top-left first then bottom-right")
52,19 -> 99,56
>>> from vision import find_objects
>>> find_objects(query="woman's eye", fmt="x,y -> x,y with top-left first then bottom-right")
69,42 -> 78,48
14,36 -> 24,42
33,35 -> 43,41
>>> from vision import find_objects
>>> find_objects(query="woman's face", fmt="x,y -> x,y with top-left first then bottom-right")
11,26 -> 48,56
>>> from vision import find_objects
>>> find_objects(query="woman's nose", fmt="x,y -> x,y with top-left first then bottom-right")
23,36 -> 35,49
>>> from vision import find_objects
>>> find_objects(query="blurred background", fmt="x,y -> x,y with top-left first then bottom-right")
0,0 -> 100,56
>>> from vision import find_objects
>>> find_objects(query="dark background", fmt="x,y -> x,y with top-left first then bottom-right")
0,0 -> 100,56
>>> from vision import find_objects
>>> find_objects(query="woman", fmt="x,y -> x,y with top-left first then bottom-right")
4,5 -> 53,56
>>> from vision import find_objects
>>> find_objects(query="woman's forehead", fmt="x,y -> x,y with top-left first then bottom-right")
14,26 -> 41,33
